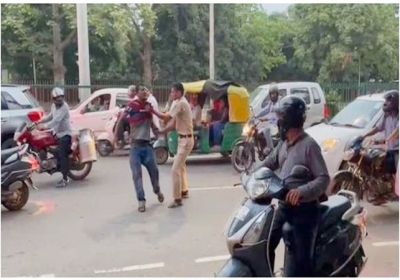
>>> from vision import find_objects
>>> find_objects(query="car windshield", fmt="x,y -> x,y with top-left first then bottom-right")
1,88 -> 39,109
329,99 -> 383,129
250,87 -> 269,106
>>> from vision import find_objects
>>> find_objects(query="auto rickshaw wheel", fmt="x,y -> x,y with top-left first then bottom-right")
155,147 -> 169,165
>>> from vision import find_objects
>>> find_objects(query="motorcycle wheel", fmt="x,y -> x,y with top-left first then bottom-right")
155,147 -> 168,165
2,182 -> 29,211
97,140 -> 112,157
231,142 -> 254,173
330,172 -> 362,198
68,162 -> 93,181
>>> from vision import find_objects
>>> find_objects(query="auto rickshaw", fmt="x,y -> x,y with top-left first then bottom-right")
153,80 -> 250,164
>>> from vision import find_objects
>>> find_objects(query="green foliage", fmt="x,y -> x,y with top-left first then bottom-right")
1,3 -> 399,85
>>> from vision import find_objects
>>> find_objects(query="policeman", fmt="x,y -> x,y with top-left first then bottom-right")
260,95 -> 330,277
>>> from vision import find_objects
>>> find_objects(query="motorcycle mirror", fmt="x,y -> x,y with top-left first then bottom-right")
290,165 -> 310,178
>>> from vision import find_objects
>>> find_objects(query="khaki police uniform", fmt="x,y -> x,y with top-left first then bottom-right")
169,96 -> 194,200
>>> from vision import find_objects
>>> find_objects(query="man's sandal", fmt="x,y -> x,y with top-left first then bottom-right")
182,191 -> 189,199
168,200 -> 183,208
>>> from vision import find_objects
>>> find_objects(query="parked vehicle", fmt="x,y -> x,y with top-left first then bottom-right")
154,80 -> 251,160
330,136 -> 397,206
96,108 -> 168,164
217,165 -> 368,277
250,82 -> 329,128
1,85 -> 44,150
1,144 -> 39,211
231,110 -> 279,173
13,119 -> 97,181
306,92 -> 389,177
70,88 -> 131,138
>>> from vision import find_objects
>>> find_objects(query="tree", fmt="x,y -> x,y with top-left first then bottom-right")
290,4 -> 399,82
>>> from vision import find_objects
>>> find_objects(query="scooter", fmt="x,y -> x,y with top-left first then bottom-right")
97,108 -> 170,165
217,165 -> 368,277
1,144 -> 39,211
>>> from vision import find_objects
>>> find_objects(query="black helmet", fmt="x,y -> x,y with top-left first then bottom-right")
383,90 -> 399,113
274,96 -> 307,139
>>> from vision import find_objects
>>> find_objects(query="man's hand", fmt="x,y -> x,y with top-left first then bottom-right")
286,189 -> 302,205
36,123 -> 45,130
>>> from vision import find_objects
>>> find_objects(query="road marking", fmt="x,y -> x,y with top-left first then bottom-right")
195,255 -> 230,263
31,200 -> 55,216
372,241 -> 399,247
18,274 -> 55,277
191,186 -> 239,191
94,262 -> 165,274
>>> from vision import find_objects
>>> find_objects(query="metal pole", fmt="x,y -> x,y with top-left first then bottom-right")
32,57 -> 37,85
358,56 -> 361,95
76,3 -> 91,102
209,3 -> 215,80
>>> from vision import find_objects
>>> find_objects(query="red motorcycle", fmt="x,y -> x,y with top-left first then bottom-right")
13,112 -> 97,181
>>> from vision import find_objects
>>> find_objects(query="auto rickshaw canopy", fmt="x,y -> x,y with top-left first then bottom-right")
182,79 -> 250,123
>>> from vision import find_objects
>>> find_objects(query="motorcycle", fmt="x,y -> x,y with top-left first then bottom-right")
217,165 -> 368,277
231,111 -> 279,173
1,144 -> 39,211
96,107 -> 170,165
331,136 -> 397,205
13,121 -> 96,181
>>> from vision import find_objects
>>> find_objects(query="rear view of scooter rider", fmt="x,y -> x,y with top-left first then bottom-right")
260,95 -> 330,277
36,87 -> 72,188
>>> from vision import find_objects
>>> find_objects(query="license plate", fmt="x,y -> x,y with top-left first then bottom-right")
235,206 -> 250,221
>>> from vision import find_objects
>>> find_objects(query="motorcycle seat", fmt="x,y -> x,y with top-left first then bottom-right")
319,195 -> 352,231
1,146 -> 22,164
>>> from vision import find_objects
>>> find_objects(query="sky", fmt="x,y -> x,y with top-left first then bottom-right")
261,3 -> 292,14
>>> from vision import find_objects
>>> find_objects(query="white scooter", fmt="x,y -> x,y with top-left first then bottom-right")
96,108 -> 170,165
97,108 -> 130,157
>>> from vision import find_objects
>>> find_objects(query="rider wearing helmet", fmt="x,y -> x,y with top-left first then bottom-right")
362,90 -> 399,174
36,87 -> 72,187
256,83 -> 281,154
259,95 -> 330,277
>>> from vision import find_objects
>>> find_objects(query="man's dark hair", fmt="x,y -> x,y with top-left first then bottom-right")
172,83 -> 184,94
135,85 -> 140,93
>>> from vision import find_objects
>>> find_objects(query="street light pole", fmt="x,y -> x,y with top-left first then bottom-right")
76,3 -> 91,102
209,3 -> 215,80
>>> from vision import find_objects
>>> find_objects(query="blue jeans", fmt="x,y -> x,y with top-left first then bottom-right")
212,122 -> 226,146
129,145 -> 160,202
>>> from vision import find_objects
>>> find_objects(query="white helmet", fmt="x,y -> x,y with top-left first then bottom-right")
51,87 -> 64,98
128,85 -> 136,92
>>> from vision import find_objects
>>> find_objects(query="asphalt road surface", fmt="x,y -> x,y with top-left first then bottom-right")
2,153 -> 399,277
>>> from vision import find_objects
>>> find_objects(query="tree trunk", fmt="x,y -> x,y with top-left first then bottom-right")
52,4 -> 66,85
142,34 -> 153,86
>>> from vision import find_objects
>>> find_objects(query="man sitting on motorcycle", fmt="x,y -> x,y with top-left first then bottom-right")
258,95 -> 330,277
361,90 -> 399,177
256,83 -> 280,155
36,87 -> 72,188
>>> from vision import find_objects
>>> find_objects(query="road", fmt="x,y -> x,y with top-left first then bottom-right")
1,153 -> 399,277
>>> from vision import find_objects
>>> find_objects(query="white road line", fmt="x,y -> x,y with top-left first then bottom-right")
195,255 -> 230,263
372,241 -> 399,247
191,186 -> 239,191
17,274 -> 55,277
94,262 -> 165,274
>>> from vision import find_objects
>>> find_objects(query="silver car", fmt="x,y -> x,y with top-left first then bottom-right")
1,85 -> 44,149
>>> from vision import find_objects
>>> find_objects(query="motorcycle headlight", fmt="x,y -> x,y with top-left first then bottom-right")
343,149 -> 355,161
244,177 -> 271,200
241,211 -> 267,244
242,124 -> 254,137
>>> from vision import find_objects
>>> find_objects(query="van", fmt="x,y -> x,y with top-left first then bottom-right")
250,81 -> 329,128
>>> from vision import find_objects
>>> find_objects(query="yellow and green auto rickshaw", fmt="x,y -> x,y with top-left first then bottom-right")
153,80 -> 250,164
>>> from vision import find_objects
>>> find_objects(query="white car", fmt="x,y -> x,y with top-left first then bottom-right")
250,82 -> 329,128
306,92 -> 387,177
69,88 -> 130,138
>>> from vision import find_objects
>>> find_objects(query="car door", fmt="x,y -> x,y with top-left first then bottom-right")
71,93 -> 113,137
289,87 -> 315,128
310,87 -> 325,124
